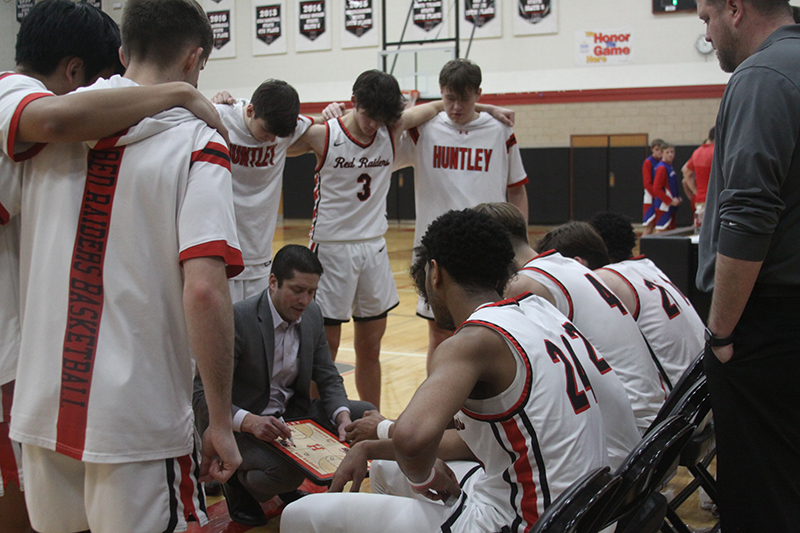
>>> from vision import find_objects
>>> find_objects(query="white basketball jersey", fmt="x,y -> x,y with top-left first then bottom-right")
516,296 -> 640,470
217,101 -> 312,268
448,293 -> 607,532
396,111 -> 528,246
519,251 -> 665,433
0,211 -> 20,387
600,256 -> 705,387
310,117 -> 394,242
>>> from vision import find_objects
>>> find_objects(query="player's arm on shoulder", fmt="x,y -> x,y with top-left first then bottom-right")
183,256 -> 241,482
505,273 -> 557,307
286,137 -> 313,157
507,184 -> 528,224
16,82 -> 226,144
595,269 -> 637,316
298,123 -> 326,158
475,103 -> 515,127
395,100 -> 444,135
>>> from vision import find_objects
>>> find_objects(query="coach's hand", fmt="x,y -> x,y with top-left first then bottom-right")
330,442 -> 370,493
335,410 -> 353,442
200,424 -> 242,484
345,410 -> 385,444
241,413 -> 293,443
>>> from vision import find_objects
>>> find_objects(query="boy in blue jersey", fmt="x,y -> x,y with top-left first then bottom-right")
642,138 -> 664,235
652,143 -> 682,232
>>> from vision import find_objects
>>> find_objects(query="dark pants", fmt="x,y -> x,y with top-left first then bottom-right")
236,399 -> 374,501
704,291 -> 800,532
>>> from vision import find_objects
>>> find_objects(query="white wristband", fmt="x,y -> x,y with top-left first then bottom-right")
408,468 -> 437,491
377,419 -> 394,440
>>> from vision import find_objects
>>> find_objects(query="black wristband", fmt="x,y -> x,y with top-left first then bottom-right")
705,327 -> 734,347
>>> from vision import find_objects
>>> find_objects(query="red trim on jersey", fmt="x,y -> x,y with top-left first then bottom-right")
191,142 -> 231,172
599,267 -> 641,320
177,454 -> 199,521
506,133 -> 517,154
508,177 -> 529,188
630,254 -> 646,261
0,381 -> 20,490
0,202 -> 9,225
500,417 -> 540,527
8,92 -> 51,162
310,172 -> 321,240
56,145 -> 126,459
338,117 -> 376,148
0,73 -> 15,82
179,240 -> 244,278
93,128 -> 130,151
530,249 -> 557,261
409,126 -> 420,144
519,263 -> 575,321
314,122 -> 330,173
457,319 -> 533,422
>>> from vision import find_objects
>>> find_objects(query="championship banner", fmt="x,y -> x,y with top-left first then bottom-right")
513,0 -> 557,36
16,0 -> 34,22
406,0 -> 449,42
459,0 -> 501,40
295,0 -> 331,52
253,0 -> 286,55
204,0 -> 236,59
342,0 -> 378,49
575,28 -> 634,66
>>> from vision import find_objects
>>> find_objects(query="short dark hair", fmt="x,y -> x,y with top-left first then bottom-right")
473,202 -> 529,246
16,0 -> 121,82
650,138 -> 665,149
271,245 -> 323,286
352,70 -> 405,127
706,0 -> 790,16
536,221 -> 610,270
438,58 -> 482,98
588,212 -> 637,264
708,125 -> 716,142
410,209 -> 515,301
122,0 -> 213,67
251,80 -> 300,138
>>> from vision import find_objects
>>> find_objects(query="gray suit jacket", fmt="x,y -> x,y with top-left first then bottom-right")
193,290 -> 349,433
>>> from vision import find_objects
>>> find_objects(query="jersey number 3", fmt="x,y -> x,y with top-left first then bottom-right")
357,173 -> 372,202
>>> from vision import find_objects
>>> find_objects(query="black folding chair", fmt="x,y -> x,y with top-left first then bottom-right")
596,415 -> 695,533
531,466 -> 621,533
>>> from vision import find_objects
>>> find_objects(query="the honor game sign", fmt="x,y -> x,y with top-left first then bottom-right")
576,29 -> 634,66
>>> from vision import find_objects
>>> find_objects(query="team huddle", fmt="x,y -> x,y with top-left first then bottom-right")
4,0 -> 794,532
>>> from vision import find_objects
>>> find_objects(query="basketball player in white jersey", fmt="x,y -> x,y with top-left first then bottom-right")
210,80 -> 320,302
585,212 -> 705,387
280,209 -> 607,533
477,203 -> 666,434
395,58 -> 530,359
1,1 -> 243,531
0,2 -> 231,530
292,70 -> 512,410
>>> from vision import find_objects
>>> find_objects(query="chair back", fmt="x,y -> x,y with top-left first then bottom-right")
531,466 -> 621,533
597,415 -> 694,528
646,350 -> 705,434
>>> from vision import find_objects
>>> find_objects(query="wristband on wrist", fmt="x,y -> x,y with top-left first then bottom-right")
407,467 -> 437,492
704,327 -> 734,347
376,419 -> 394,440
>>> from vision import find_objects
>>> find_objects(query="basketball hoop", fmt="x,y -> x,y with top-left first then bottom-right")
402,89 -> 420,108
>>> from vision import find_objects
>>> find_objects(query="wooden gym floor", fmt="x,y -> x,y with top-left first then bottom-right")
190,220 -> 718,533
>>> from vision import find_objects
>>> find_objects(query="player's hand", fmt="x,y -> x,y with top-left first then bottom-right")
344,410 -> 385,444
409,459 -> 461,505
199,424 -> 242,484
241,413 -> 293,443
335,411 -> 353,442
322,102 -> 347,120
181,87 -> 230,145
671,197 -> 682,207
489,105 -> 515,127
712,343 -> 734,364
329,442 -> 369,493
211,90 -> 236,105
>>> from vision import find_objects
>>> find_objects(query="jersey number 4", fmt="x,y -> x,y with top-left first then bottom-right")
357,173 -> 371,202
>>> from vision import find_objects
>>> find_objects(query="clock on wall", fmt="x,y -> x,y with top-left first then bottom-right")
653,0 -> 697,13
696,34 -> 714,54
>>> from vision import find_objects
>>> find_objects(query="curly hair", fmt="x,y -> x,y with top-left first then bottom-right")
352,69 -> 405,127
410,209 -> 516,302
588,212 -> 637,264
536,221 -> 609,270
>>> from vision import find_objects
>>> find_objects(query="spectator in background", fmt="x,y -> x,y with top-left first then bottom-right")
653,142 -> 682,233
642,138 -> 664,236
682,127 -> 715,231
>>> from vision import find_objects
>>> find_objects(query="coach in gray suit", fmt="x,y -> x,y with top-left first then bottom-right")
193,245 -> 374,526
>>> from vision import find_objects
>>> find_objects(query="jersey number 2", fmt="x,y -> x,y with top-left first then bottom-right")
357,173 -> 371,202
